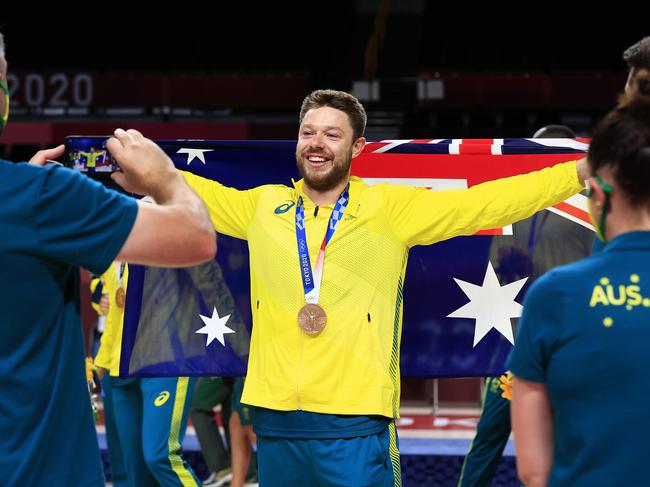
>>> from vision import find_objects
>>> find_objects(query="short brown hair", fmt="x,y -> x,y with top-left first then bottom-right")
299,89 -> 367,140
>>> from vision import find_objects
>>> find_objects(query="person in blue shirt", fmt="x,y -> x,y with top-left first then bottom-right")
509,68 -> 650,486
0,32 -> 216,487
457,124 -> 593,487
460,35 -> 650,487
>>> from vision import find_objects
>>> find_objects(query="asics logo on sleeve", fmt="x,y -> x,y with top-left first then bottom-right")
154,391 -> 171,407
274,201 -> 296,214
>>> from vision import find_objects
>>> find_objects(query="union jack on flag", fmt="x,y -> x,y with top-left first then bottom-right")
354,138 -> 592,235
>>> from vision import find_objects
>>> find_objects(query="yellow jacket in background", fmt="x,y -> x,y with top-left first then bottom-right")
92,262 -> 128,376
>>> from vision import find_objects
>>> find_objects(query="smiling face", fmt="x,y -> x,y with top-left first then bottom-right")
295,106 -> 365,193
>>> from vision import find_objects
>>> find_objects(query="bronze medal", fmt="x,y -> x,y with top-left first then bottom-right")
115,287 -> 126,308
297,303 -> 327,335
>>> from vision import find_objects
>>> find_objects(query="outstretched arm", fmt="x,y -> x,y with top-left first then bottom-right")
109,129 -> 216,267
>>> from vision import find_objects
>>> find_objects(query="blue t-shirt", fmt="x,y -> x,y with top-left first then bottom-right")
0,161 -> 138,486
508,231 -> 650,486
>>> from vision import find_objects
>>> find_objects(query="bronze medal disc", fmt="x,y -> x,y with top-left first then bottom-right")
297,303 -> 327,335
115,287 -> 126,308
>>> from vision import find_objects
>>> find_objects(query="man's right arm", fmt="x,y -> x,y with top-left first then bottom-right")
108,129 -> 216,267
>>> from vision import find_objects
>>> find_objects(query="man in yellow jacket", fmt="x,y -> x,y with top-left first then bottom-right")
94,262 -> 200,487
90,268 -> 127,487
182,89 -> 588,487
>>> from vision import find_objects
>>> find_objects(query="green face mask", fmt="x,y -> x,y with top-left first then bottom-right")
0,78 -> 9,135
586,175 -> 613,243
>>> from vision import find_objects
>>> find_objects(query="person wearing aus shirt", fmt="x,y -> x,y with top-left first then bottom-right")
457,124 -> 593,487
509,69 -> 650,487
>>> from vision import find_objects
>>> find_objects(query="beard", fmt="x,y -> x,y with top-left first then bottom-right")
296,147 -> 352,192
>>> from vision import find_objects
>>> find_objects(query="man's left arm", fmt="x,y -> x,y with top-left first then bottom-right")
387,159 -> 585,247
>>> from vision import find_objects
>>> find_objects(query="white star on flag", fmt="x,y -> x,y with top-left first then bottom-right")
177,148 -> 214,165
447,262 -> 528,347
196,307 -> 234,346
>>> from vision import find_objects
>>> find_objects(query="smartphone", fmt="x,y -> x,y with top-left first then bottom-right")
64,136 -> 119,173
64,136 -> 123,191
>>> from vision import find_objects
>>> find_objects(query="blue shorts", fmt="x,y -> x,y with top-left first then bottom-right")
257,422 -> 401,487
232,377 -> 255,425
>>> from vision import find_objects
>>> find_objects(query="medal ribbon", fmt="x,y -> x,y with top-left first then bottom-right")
295,185 -> 349,304
115,261 -> 126,287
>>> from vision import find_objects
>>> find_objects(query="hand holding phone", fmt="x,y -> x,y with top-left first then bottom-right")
64,130 -> 180,199
107,128 -> 180,201
29,145 -> 65,166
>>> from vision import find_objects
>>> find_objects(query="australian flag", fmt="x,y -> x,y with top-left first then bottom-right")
119,138 -> 592,378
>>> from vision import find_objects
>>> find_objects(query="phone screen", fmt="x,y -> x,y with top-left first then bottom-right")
64,135 -> 124,191
64,136 -> 118,173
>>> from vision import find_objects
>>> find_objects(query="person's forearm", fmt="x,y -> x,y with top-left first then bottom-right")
116,176 -> 216,267
109,129 -> 217,266
154,171 -> 215,243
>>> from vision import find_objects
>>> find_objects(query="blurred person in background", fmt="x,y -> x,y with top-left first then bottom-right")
94,259 -> 201,487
